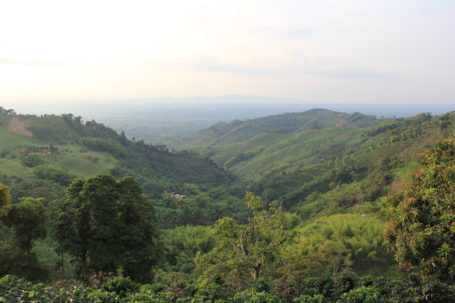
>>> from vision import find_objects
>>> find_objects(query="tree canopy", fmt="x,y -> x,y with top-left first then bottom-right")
195,192 -> 292,290
384,140 -> 455,281
52,174 -> 160,282
0,186 -> 48,281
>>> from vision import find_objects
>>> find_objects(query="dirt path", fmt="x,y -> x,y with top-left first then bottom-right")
7,117 -> 32,137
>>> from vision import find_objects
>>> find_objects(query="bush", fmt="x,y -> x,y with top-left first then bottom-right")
80,137 -> 128,158
32,164 -> 75,186
292,294 -> 325,303
21,155 -> 45,168
104,276 -> 138,297
232,289 -> 280,303
339,286 -> 381,303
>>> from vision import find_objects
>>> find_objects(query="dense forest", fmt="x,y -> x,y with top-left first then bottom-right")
0,107 -> 454,302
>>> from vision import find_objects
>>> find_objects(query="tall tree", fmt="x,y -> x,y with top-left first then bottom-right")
195,192 -> 292,290
3,198 -> 47,252
52,174 -> 160,282
384,140 -> 455,281
0,190 -> 48,281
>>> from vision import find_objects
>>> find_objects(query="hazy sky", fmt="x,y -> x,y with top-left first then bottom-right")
1,0 -> 454,104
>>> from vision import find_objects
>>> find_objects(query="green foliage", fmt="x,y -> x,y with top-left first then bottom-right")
0,111 -> 233,207
195,193 -> 292,290
0,198 -> 48,281
104,276 -> 138,297
2,271 -> 455,302
384,139 -> 455,281
52,174 -> 161,282
27,114 -> 80,142
408,274 -> 455,302
11,178 -> 65,203
338,286 -> 381,303
161,225 -> 214,273
184,111 -> 455,223
80,137 -> 128,158
155,185 -> 246,229
21,155 -> 45,168
33,164 -> 76,186
292,294 -> 325,303
184,109 -> 380,148
282,214 -> 393,277
233,288 -> 280,303
0,183 -> 10,215
0,275 -> 118,302
3,198 -> 47,251
2,109 -> 455,301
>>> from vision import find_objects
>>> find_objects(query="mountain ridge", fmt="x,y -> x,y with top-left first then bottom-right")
177,109 -> 455,220
181,108 -> 383,148
0,110 -> 233,202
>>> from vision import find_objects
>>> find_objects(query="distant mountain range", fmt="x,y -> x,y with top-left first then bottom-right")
4,96 -> 454,146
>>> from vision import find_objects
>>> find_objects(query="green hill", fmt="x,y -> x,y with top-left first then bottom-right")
181,109 -> 382,148
182,109 -> 382,179
0,111 -> 233,203
183,109 -> 455,219
2,107 -> 455,299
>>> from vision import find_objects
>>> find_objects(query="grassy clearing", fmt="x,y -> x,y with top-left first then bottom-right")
0,159 -> 31,177
0,122 -> 117,179
50,146 -> 117,177
0,127 -> 38,153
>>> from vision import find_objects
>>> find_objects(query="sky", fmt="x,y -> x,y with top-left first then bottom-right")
1,0 -> 454,105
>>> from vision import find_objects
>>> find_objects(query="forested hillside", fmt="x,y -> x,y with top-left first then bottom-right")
1,107 -> 454,302
0,111 -> 232,197
181,109 -> 381,148
183,111 -> 455,218
0,110 -> 244,229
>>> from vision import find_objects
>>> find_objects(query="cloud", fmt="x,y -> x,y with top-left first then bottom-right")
0,58 -> 61,67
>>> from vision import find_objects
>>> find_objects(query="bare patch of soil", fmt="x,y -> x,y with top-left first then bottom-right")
7,117 -> 32,137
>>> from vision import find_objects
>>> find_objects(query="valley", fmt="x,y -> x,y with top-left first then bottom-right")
0,107 -> 454,302
2,1 -> 454,300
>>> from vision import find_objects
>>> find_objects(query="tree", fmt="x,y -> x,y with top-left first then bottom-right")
21,155 -> 45,168
33,164 -> 76,186
3,197 -> 47,252
282,214 -> 393,277
0,183 -> 10,215
161,225 -> 214,273
0,195 -> 48,281
52,174 -> 161,282
195,192 -> 292,290
384,140 -> 455,281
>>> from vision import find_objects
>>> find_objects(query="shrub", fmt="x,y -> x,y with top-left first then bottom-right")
21,155 -> 45,168
104,276 -> 138,297
232,289 -> 280,303
338,286 -> 381,303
